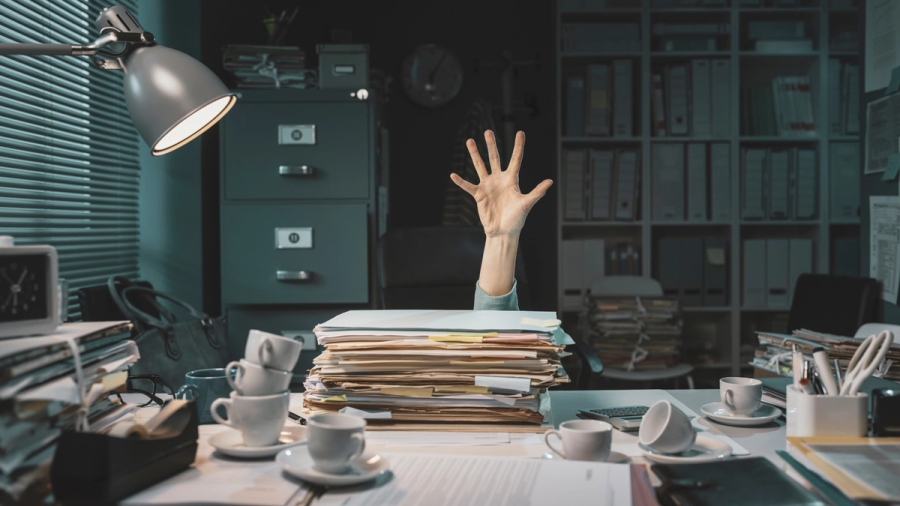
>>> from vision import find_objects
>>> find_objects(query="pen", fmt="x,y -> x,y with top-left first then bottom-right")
813,347 -> 838,395
792,344 -> 801,388
834,358 -> 843,391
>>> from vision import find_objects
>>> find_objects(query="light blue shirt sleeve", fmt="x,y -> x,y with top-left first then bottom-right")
473,279 -> 519,311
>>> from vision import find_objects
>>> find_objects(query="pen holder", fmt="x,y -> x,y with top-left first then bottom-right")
785,385 -> 867,437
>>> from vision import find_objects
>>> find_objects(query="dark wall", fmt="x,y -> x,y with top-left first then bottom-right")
199,0 -> 558,311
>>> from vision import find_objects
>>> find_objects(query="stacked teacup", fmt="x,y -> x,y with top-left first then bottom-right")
211,330 -> 303,447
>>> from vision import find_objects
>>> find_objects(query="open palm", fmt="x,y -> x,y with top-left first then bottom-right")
450,130 -> 553,237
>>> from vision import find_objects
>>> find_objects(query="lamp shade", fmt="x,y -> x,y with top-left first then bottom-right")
121,44 -> 235,156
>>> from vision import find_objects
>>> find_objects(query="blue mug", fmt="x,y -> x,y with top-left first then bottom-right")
175,368 -> 235,424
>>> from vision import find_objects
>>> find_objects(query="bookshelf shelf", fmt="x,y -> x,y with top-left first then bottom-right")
556,0 -> 861,382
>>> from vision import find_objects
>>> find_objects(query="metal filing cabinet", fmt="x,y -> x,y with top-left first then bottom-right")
219,89 -> 379,380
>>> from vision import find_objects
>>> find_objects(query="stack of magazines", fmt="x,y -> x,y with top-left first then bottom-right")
0,322 -> 136,503
303,310 -> 571,431
222,45 -> 316,89
585,296 -> 683,370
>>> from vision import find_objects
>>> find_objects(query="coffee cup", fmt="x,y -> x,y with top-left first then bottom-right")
174,368 -> 234,425
639,400 -> 696,454
721,377 -> 763,416
210,390 -> 289,447
543,419 -> 613,462
245,329 -> 304,372
225,359 -> 292,396
307,413 -> 366,474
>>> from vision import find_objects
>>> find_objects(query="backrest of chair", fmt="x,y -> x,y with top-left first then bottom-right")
78,280 -> 157,322
377,227 -> 530,309
855,323 -> 900,343
590,276 -> 663,297
787,273 -> 879,336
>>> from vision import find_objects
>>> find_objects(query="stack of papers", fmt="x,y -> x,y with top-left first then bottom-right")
586,296 -> 683,370
221,45 -> 316,89
303,310 -> 571,431
0,322 -> 137,503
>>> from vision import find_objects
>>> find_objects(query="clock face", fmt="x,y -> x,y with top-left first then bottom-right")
401,45 -> 464,108
0,255 -> 48,322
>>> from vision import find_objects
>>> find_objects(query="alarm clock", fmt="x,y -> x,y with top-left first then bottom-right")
0,236 -> 59,339
401,44 -> 464,108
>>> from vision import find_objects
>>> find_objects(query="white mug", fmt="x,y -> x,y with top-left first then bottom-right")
639,400 -> 696,454
307,413 -> 366,474
225,359 -> 292,396
720,377 -> 762,416
210,390 -> 289,447
543,419 -> 613,462
245,329 -> 303,372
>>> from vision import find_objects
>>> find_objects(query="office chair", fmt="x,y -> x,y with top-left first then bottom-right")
377,226 -> 603,389
787,273 -> 879,336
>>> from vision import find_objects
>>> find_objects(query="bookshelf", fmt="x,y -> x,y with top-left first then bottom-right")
555,0 -> 861,383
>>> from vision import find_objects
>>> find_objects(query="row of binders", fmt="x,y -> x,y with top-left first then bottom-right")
564,149 -> 640,221
741,147 -> 817,220
565,60 -> 634,138
652,60 -> 731,138
743,238 -> 814,308
560,23 -> 640,54
740,76 -> 816,137
658,238 -> 728,307
652,143 -> 731,222
827,60 -> 860,136
303,310 -> 570,431
562,239 -> 642,309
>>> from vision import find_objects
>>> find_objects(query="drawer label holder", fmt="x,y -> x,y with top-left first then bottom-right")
275,227 -> 313,249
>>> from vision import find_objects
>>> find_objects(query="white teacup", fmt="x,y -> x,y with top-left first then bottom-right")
639,400 -> 696,454
225,359 -> 292,396
245,329 -> 303,372
720,377 -> 763,416
210,391 -> 289,447
543,419 -> 613,462
307,413 -> 366,474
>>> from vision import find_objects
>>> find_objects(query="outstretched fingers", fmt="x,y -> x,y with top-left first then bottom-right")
523,179 -> 553,209
450,173 -> 478,196
466,139 -> 489,181
507,131 -> 526,174
484,130 -> 501,174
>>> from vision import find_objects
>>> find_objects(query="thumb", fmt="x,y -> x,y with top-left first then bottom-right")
524,179 -> 553,209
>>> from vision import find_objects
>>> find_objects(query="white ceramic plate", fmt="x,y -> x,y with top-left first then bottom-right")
700,402 -> 782,427
638,434 -> 732,464
540,451 -> 630,463
210,425 -> 307,458
277,446 -> 390,486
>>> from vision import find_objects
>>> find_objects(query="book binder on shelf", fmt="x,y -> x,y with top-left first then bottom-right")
741,148 -> 767,220
565,76 -> 585,137
768,149 -> 791,220
589,149 -> 614,220
562,239 -> 584,309
743,239 -> 767,307
830,142 -> 860,221
614,149 -> 639,221
766,239 -> 790,308
651,73 -> 666,137
564,149 -> 587,220
686,143 -> 708,221
652,143 -> 685,221
710,59 -> 731,139
665,65 -> 689,136
703,238 -> 728,306
691,59 -> 712,138
681,238 -> 705,307
586,64 -> 611,137
710,143 -> 731,221
612,59 -> 633,138
793,148 -> 817,219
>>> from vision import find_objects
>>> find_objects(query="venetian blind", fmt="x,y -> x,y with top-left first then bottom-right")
0,0 -> 141,320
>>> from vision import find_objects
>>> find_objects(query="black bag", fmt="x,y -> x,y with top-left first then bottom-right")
109,279 -> 230,389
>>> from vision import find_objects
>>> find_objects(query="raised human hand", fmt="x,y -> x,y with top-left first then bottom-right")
450,130 -> 553,238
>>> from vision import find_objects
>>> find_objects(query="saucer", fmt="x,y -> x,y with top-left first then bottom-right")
277,446 -> 390,486
540,451 -> 630,464
700,402 -> 782,427
638,435 -> 732,464
210,425 -> 307,458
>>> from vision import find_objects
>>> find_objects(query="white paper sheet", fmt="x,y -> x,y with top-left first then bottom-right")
365,431 -> 510,446
808,442 -> 900,501
864,94 -> 900,174
870,196 -> 900,302
318,310 -> 559,333
315,453 -> 632,506
866,0 -> 900,92
475,375 -> 531,393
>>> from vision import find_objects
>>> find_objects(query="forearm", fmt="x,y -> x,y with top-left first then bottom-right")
478,233 -> 519,296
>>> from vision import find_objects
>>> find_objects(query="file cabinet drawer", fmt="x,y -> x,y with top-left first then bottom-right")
222,101 -> 369,201
221,203 -> 368,304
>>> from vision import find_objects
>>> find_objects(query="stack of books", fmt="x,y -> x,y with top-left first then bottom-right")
221,45 -> 316,89
585,296 -> 683,370
303,310 -> 571,431
0,322 -> 136,504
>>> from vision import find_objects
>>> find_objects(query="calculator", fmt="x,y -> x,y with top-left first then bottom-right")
577,405 -> 649,432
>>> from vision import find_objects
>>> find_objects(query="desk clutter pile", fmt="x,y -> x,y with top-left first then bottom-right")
222,45 -> 316,89
584,295 -> 683,371
302,310 -> 571,430
0,322 -> 137,504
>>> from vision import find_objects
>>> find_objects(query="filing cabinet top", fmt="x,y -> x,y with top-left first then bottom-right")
230,88 -> 376,103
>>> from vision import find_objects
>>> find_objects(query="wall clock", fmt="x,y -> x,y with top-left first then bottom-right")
401,44 -> 463,108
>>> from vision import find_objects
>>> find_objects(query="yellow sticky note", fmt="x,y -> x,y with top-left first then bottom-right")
520,317 -> 561,328
102,370 -> 128,391
435,385 -> 491,394
324,395 -> 348,402
591,90 -> 608,108
380,387 -> 433,397
429,335 -> 484,343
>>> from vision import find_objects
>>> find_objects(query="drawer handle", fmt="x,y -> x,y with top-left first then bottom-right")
279,165 -> 315,177
277,270 -> 313,282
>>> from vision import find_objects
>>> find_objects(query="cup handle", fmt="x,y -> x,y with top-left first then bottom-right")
543,430 -> 566,459
723,389 -> 736,412
348,432 -> 366,462
175,384 -> 199,400
210,398 -> 234,427
257,337 -> 274,366
225,360 -> 243,394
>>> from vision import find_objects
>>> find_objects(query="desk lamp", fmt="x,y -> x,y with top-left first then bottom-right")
0,5 -> 235,156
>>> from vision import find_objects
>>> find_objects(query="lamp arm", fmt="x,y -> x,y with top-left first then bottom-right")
0,30 -> 153,57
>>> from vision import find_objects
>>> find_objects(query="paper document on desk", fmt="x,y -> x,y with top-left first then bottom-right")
315,453 -> 632,506
365,431 -> 510,446
317,310 -> 560,333
788,437 -> 900,502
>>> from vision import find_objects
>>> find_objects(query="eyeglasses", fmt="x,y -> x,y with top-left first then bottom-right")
118,374 -> 174,407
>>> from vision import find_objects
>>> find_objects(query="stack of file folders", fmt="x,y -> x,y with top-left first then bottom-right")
222,45 -> 316,89
303,310 -> 572,431
585,296 -> 683,370
752,329 -> 900,381
0,322 -> 137,504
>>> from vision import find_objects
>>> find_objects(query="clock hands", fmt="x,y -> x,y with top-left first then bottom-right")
16,267 -> 27,287
425,53 -> 448,92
